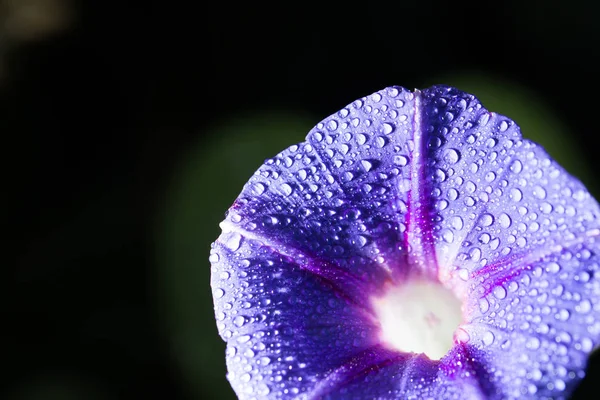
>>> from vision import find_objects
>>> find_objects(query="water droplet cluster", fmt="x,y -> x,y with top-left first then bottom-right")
210,85 -> 600,399
418,87 -> 600,397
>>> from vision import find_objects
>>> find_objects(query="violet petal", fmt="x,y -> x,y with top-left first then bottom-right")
211,85 -> 600,399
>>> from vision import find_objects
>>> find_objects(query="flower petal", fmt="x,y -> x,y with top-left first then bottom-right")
462,240 -> 600,398
420,86 -> 600,397
211,85 -> 600,399
221,87 -> 421,302
211,233 -> 483,399
211,231 -> 381,398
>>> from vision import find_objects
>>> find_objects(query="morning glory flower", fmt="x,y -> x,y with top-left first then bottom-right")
209,85 -> 600,399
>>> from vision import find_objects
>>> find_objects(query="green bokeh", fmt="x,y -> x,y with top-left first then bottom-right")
156,112 -> 314,399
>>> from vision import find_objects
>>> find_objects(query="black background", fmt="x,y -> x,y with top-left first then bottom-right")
4,1 -> 600,399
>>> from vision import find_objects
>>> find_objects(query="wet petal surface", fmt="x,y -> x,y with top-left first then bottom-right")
210,86 -> 600,399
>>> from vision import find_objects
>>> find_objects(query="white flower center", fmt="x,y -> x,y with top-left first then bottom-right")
372,279 -> 463,360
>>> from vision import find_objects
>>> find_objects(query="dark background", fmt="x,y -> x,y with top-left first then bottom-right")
3,1 -> 600,399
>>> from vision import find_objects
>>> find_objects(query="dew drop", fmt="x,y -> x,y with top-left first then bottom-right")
478,233 -> 490,244
479,213 -> 494,227
498,213 -> 512,228
394,155 -> 408,166
540,202 -> 553,214
465,181 -> 477,193
581,337 -> 593,352
237,335 -> 251,343
437,199 -> 448,211
224,232 -> 242,251
388,87 -> 399,97
382,122 -> 395,134
252,183 -> 266,195
281,183 -> 293,196
257,384 -> 270,396
233,315 -> 246,327
546,262 -> 560,274
361,159 -> 373,172
479,298 -> 490,313
533,185 -> 547,199
510,188 -> 522,202
443,148 -> 461,164
226,346 -> 237,357
493,285 -> 507,299
527,337 -> 541,350
510,160 -> 523,174
214,288 -> 225,298
442,229 -> 454,243
485,172 -> 496,182
398,178 -> 411,193
451,216 -> 464,230
434,168 -> 446,182
483,331 -> 495,345
259,356 -> 271,366
454,328 -> 470,343
478,113 -> 491,126
577,299 -> 592,314
448,188 -> 459,201
556,309 -> 570,321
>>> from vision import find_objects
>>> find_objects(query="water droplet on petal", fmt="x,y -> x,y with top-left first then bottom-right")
546,262 -> 560,274
252,182 -> 266,195
479,213 -> 494,227
442,229 -> 454,243
479,298 -> 490,313
483,331 -> 495,345
533,185 -> 547,199
498,213 -> 512,228
281,183 -> 293,196
237,335 -> 251,343
443,148 -> 461,164
577,299 -> 592,314
526,337 -> 541,350
361,159 -> 373,172
451,216 -> 464,230
394,155 -> 408,166
233,315 -> 246,327
493,285 -> 507,299
540,202 -> 553,214
382,122 -> 395,134
448,188 -> 458,201
259,356 -> 271,366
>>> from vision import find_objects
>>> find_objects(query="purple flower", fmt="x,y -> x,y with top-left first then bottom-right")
209,86 -> 600,399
